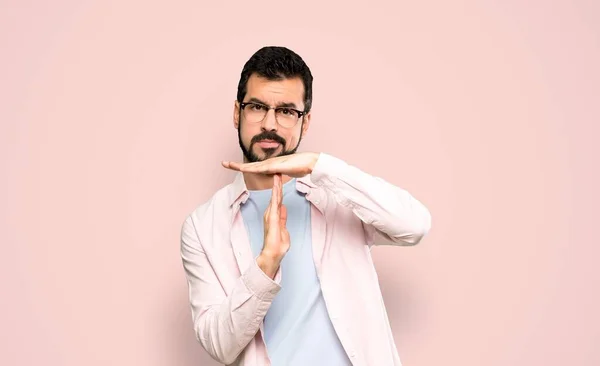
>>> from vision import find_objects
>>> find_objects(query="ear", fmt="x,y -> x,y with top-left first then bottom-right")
301,111 -> 311,136
233,100 -> 240,129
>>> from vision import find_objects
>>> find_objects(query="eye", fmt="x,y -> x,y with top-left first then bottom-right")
277,108 -> 297,117
249,103 -> 266,111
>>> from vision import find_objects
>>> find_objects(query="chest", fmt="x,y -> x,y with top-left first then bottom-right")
240,190 -> 311,256
202,187 -> 367,295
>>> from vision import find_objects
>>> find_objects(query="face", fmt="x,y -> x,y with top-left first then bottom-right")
234,74 -> 311,163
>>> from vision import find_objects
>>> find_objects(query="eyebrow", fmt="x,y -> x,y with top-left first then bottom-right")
247,97 -> 299,109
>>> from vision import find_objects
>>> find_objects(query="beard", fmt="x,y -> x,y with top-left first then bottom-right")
237,117 -> 304,163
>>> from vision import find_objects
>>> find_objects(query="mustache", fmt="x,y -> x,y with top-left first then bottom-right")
251,131 -> 286,146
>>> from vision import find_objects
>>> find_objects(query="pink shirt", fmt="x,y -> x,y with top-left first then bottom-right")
180,152 -> 432,365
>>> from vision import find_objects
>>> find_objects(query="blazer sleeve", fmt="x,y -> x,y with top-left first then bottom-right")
310,152 -> 432,246
180,214 -> 280,364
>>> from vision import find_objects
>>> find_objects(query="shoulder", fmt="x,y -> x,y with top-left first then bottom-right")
180,182 -> 234,249
180,181 -> 237,255
186,183 -> 232,226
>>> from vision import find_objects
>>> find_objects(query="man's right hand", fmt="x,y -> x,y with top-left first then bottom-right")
257,173 -> 290,279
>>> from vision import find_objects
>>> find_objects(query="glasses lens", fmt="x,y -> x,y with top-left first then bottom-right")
243,103 -> 267,123
275,108 -> 299,128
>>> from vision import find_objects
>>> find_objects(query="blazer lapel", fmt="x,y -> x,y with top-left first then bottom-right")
297,174 -> 328,274
230,205 -> 253,278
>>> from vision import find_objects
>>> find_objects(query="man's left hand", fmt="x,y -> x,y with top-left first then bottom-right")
221,152 -> 320,178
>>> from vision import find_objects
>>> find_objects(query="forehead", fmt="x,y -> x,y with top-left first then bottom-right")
245,74 -> 304,108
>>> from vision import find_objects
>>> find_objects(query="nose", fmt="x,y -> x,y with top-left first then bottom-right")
261,108 -> 278,131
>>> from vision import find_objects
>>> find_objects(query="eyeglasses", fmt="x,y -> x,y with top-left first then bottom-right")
240,102 -> 305,128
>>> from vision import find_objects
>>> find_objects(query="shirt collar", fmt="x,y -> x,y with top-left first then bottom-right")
228,172 -> 317,208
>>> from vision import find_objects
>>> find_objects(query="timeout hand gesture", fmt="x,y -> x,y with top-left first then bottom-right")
222,153 -> 321,278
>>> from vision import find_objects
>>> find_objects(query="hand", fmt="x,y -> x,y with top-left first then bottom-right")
257,174 -> 290,278
221,152 -> 320,178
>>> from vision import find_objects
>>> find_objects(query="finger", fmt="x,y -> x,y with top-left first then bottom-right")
244,159 -> 284,175
264,203 -> 270,222
221,161 -> 241,171
276,173 -> 283,207
279,204 -> 287,227
221,161 -> 264,173
265,204 -> 279,235
270,174 -> 279,218
248,163 -> 274,175
280,226 -> 290,243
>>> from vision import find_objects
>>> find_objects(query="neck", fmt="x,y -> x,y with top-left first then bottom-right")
243,172 -> 293,190
241,155 -> 292,190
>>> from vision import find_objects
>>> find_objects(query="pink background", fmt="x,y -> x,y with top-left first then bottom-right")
1,0 -> 599,365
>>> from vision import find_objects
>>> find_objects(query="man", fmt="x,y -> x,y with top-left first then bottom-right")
180,46 -> 432,366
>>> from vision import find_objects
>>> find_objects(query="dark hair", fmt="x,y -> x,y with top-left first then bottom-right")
236,46 -> 313,112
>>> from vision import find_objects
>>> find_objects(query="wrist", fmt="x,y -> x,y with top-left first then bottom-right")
257,252 -> 282,279
309,152 -> 321,173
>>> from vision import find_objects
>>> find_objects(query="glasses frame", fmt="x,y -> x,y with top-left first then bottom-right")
239,102 -> 306,128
